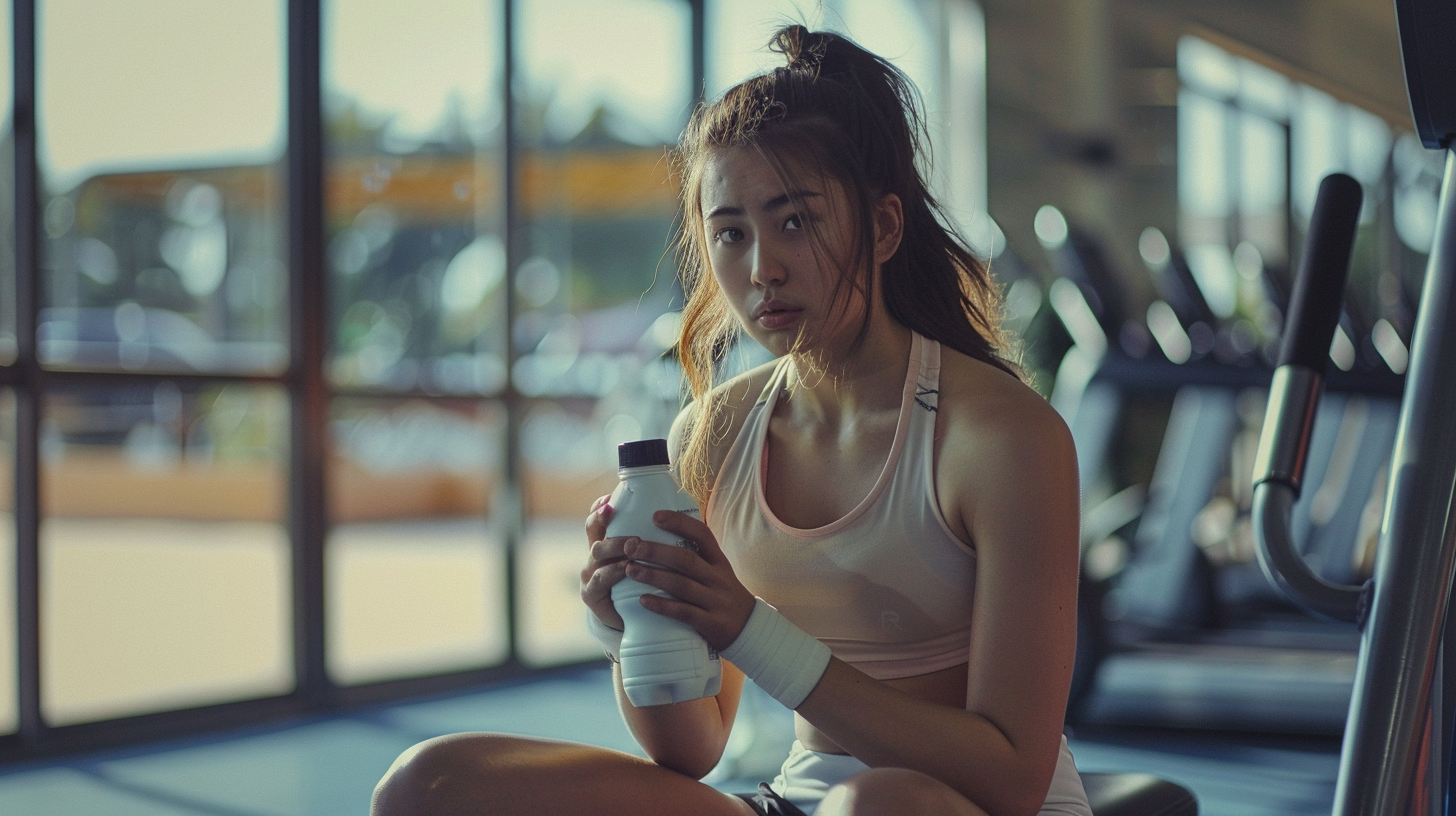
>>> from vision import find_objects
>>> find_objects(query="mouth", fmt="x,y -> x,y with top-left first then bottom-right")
752,301 -> 804,330
752,300 -> 800,320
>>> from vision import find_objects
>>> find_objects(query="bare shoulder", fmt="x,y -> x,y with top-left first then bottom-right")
937,348 -> 1072,455
935,348 -> 1078,532
668,358 -> 781,474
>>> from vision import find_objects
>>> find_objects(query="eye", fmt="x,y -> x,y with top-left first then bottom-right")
713,227 -> 744,244
784,214 -> 803,231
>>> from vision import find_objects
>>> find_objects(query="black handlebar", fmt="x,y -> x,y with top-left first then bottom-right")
1277,173 -> 1363,370
1251,172 -> 1369,624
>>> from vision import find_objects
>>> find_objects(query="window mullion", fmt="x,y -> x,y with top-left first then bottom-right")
500,0 -> 525,667
286,0 -> 331,703
11,0 -> 43,746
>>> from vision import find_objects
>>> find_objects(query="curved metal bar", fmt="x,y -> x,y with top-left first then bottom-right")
1251,482 -> 1365,623
1252,365 -> 1321,494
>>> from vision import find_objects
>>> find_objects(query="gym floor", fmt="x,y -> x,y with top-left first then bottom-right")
0,663 -> 1341,816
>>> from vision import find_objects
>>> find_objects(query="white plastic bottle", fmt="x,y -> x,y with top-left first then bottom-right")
606,438 -> 723,706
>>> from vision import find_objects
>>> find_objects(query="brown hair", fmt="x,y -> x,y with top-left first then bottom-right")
673,25 -> 1019,504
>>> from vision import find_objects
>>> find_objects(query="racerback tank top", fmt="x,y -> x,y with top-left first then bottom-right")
707,331 -> 977,680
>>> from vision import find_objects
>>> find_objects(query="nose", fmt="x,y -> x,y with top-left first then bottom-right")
749,240 -> 787,289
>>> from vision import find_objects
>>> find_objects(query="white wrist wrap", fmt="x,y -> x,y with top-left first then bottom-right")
586,612 -> 624,663
721,598 -> 831,710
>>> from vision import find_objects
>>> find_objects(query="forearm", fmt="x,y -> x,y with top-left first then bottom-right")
795,659 -> 1057,816
612,661 -> 741,779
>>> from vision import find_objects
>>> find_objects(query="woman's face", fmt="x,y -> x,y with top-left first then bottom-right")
699,147 -> 864,356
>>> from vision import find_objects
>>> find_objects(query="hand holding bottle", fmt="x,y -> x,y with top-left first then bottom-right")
581,439 -> 723,706
618,510 -> 756,654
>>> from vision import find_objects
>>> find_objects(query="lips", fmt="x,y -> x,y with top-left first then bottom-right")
752,299 -> 803,330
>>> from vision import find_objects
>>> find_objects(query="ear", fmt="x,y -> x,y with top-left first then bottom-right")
872,193 -> 904,264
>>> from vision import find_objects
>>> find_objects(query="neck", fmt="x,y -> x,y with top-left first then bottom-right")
785,318 -> 913,423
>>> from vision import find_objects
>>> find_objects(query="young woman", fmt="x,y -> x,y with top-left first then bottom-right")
372,26 -> 1090,816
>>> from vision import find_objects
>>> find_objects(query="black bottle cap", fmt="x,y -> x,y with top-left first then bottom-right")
618,438 -> 670,469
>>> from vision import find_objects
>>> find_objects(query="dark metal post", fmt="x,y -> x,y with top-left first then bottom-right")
11,0 -> 43,744
501,0 -> 523,665
286,0 -> 331,704
689,0 -> 705,105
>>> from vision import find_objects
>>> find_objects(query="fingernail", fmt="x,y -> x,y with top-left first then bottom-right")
625,538 -> 641,555
653,510 -> 668,522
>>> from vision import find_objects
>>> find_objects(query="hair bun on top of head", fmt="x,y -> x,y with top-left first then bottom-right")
765,25 -> 903,110
774,23 -> 873,83
769,24 -> 836,75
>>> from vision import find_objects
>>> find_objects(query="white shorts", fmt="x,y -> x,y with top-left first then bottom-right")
768,735 -> 1092,816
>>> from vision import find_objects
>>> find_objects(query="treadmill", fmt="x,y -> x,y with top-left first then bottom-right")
1061,217 -> 1404,733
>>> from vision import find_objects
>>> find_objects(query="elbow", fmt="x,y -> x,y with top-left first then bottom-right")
625,695 -> 733,780
634,716 -> 728,781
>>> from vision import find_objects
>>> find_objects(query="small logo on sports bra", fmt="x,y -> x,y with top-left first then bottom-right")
881,610 -> 904,630
914,387 -> 939,412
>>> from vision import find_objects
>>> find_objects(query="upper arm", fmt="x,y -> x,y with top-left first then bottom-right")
954,397 -> 1080,765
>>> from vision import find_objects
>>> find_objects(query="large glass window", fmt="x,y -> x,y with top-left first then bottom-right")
513,0 -> 692,666
40,383 -> 291,724
37,1 -> 287,375
322,0 -> 512,685
33,1 -> 293,725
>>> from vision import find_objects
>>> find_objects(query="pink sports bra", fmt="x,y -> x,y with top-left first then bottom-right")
707,332 -> 977,680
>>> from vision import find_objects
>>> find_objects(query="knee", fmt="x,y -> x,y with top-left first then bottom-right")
371,733 -> 514,816
820,768 -> 985,816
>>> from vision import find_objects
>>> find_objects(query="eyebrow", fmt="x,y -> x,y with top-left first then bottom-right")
705,190 -> 824,221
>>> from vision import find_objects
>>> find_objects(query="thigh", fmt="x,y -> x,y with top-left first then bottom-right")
372,732 -> 758,816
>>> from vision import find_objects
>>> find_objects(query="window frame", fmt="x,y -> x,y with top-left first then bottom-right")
0,0 -> 701,761
0,0 -> 987,760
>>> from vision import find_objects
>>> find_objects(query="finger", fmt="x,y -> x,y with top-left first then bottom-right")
580,552 -> 625,587
625,537 -> 705,576
584,559 -> 629,593
584,500 -> 615,542
590,537 -> 630,566
638,591 -> 707,628
582,562 -> 629,609
636,593 -> 742,650
626,561 -> 710,607
651,510 -> 726,565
